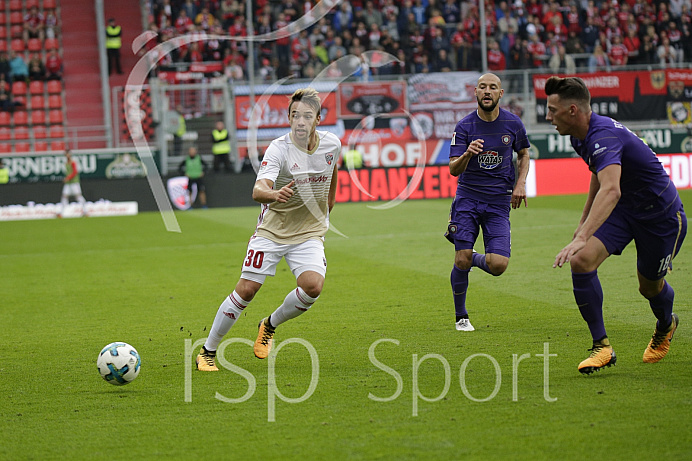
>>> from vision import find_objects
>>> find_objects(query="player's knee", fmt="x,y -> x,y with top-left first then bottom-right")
454,253 -> 472,270
569,252 -> 596,273
301,281 -> 323,299
638,279 -> 664,299
488,259 -> 508,276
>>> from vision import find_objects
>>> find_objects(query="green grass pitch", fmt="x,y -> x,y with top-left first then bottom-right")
1,190 -> 690,459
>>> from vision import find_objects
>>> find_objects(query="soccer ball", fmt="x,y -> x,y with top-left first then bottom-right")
97,342 -> 141,385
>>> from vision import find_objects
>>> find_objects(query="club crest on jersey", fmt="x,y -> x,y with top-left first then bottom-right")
477,151 -> 501,169
259,161 -> 268,170
501,135 -> 511,145
290,162 -> 300,171
325,153 -> 334,165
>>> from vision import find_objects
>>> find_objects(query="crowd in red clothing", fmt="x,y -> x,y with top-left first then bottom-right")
148,0 -> 692,81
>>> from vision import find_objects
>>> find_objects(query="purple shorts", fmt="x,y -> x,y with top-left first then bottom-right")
594,204 -> 687,280
445,197 -> 511,257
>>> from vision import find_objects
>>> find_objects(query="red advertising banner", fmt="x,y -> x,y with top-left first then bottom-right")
235,92 -> 337,129
533,69 -> 692,123
334,165 -> 458,203
338,81 -> 407,119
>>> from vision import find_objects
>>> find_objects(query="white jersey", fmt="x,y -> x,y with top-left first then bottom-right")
254,130 -> 341,244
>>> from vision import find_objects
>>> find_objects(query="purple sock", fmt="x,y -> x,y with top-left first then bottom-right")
472,252 -> 492,274
572,270 -> 607,342
451,265 -> 470,318
648,281 -> 674,330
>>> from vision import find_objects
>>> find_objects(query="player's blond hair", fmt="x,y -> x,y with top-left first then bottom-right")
288,88 -> 322,116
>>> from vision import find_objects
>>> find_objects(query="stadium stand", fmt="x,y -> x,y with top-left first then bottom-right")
0,0 -> 67,153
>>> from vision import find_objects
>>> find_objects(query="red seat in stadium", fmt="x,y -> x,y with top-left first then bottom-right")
44,38 -> 59,50
11,80 -> 27,96
0,40 -> 7,53
0,142 -> 10,153
0,128 -> 10,141
44,0 -> 57,9
50,140 -> 65,151
48,125 -> 64,138
0,14 -> 5,25
10,25 -> 22,39
28,38 -> 42,52
47,80 -> 62,94
13,126 -> 29,139
13,111 -> 28,126
31,110 -> 45,125
10,12 -> 23,25
0,26 -> 6,40
48,95 -> 62,109
48,110 -> 63,125
10,38 -> 25,53
9,0 -> 22,11
30,80 -> 44,95
26,0 -> 39,9
30,95 -> 45,109
13,95 -> 25,107
0,111 -> 10,126
33,124 -> 46,139
14,142 -> 31,153
34,140 -> 48,151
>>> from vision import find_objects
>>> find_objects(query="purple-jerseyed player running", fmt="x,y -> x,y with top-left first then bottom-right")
546,76 -> 687,375
446,73 -> 531,332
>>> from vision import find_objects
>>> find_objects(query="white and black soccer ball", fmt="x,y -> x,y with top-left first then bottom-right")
97,342 -> 141,385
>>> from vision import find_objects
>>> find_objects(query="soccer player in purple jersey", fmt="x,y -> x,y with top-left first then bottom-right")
545,76 -> 687,375
446,73 -> 531,331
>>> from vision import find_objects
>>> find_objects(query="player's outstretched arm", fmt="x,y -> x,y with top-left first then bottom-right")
252,178 -> 295,204
449,139 -> 484,176
512,147 -> 530,209
328,163 -> 338,212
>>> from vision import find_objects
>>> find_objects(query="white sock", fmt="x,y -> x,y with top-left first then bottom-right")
204,291 -> 250,351
269,287 -> 318,328
60,196 -> 68,214
77,195 -> 86,213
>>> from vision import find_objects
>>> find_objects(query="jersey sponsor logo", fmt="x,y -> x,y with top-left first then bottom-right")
290,162 -> 300,171
451,132 -> 457,146
326,153 -> 334,165
477,151 -> 502,169
295,175 -> 329,185
260,161 -> 268,170
593,146 -> 607,156
501,135 -> 511,145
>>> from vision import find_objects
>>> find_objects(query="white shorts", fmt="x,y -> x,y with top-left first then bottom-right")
240,236 -> 327,285
62,183 -> 83,197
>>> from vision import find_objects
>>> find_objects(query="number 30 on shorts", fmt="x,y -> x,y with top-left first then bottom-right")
244,249 -> 264,269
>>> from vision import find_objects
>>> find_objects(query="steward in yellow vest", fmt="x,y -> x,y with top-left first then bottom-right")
211,121 -> 232,172
106,18 -> 122,74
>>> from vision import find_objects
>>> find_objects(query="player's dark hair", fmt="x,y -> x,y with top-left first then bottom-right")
545,76 -> 591,109
289,88 -> 322,116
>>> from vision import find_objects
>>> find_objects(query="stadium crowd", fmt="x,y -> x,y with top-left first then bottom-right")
147,0 -> 692,81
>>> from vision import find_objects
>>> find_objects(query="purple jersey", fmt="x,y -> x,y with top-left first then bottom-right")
571,113 -> 682,220
449,108 -> 530,205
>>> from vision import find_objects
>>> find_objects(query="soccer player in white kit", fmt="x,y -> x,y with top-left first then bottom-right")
197,88 -> 341,370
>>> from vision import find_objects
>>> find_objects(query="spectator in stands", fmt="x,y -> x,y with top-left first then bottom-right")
588,43 -> 611,72
549,44 -> 576,74
28,54 -> 46,81
328,36 -> 347,62
608,35 -> 629,67
638,34 -> 658,64
657,36 -> 682,65
195,7 -> 215,31
44,8 -> 60,40
581,16 -> 600,53
0,73 -> 12,111
23,6 -> 45,43
258,57 -> 276,82
0,52 -> 10,81
434,48 -> 453,72
681,24 -> 692,61
487,39 -> 507,71
333,1 -> 353,33
181,0 -> 197,21
623,28 -> 641,63
8,51 -> 28,82
175,9 -> 193,34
